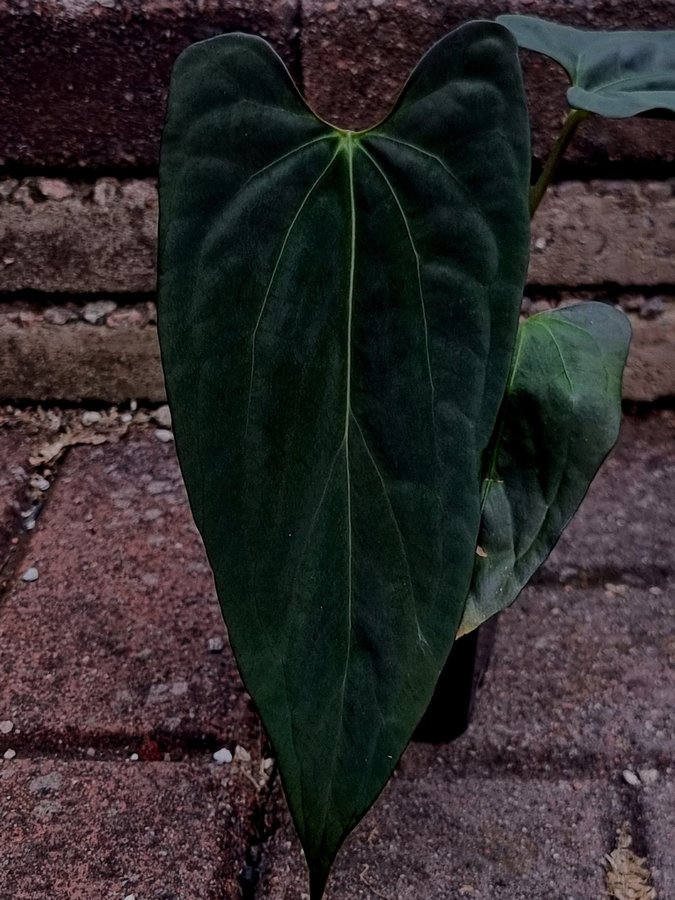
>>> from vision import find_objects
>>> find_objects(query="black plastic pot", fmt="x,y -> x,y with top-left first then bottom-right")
413,616 -> 498,743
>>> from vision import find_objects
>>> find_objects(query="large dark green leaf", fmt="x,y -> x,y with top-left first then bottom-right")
497,15 -> 675,118
158,23 -> 530,896
459,303 -> 630,637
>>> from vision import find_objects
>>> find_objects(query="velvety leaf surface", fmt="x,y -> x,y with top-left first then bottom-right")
158,23 -> 530,896
497,14 -> 675,118
459,303 -> 630,637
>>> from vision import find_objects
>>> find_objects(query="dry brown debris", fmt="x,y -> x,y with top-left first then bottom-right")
605,822 -> 656,900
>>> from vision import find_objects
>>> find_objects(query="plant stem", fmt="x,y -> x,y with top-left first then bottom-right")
529,108 -> 590,218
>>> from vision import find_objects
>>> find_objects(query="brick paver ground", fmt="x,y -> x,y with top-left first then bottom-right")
0,411 -> 672,899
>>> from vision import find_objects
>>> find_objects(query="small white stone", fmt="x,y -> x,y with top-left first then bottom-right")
32,475 -> 50,492
155,429 -> 174,444
534,236 -> 548,251
21,567 -> 39,583
623,769 -> 641,787
123,895 -> 137,900
213,747 -> 233,765
82,300 -> 116,324
3,748 -> 16,760
207,636 -> 224,653
81,410 -> 102,426
234,745 -> 251,763
262,757 -> 274,771
0,720 -> 14,734
638,768 -> 659,786
129,753 -> 139,761
153,405 -> 172,429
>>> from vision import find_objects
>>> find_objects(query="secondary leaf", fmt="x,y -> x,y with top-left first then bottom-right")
497,15 -> 675,118
158,23 -> 530,896
459,303 -> 630,637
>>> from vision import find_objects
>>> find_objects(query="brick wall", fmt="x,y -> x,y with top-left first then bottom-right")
0,0 -> 673,402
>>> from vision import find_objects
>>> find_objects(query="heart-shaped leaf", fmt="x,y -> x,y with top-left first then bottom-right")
459,302 -> 630,637
158,23 -> 530,896
497,14 -> 675,118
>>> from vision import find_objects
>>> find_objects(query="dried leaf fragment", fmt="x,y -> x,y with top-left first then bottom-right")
605,821 -> 656,899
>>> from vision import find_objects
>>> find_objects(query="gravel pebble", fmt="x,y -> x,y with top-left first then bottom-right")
0,720 -> 14,734
3,749 -> 16,760
155,429 -> 174,444
153,405 -> 172,429
623,769 -> 641,787
207,636 -> 224,653
234,745 -> 251,763
21,567 -> 39,583
43,306 -> 77,326
81,410 -> 102,426
637,768 -> 659,785
213,747 -> 233,765
82,300 -> 117,325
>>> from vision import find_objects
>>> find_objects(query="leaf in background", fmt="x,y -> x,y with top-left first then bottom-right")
158,23 -> 530,897
497,14 -> 675,118
459,303 -> 630,637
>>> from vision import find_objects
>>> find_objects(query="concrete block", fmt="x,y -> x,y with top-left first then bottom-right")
300,0 -> 675,167
0,758 -> 256,899
545,413 -> 675,580
0,0 -> 299,168
261,775 -> 622,898
530,180 -> 675,287
624,305 -> 675,402
1,303 -> 674,404
0,178 -> 158,294
0,316 -> 165,402
2,177 -> 674,295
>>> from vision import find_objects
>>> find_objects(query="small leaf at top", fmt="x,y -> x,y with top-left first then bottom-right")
159,22 -> 530,897
458,302 -> 630,637
497,14 -> 675,118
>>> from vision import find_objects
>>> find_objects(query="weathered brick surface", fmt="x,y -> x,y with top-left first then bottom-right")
623,305 -> 675,402
0,434 -> 257,750
301,0 -> 675,167
0,178 -> 157,294
3,178 -> 673,295
529,181 -> 675,287
642,779 -> 675,897
0,317 -> 165,402
0,1 -> 673,169
0,758 -> 256,899
0,0 -> 298,169
544,413 -> 675,580
0,303 -> 673,403
262,776 -> 622,899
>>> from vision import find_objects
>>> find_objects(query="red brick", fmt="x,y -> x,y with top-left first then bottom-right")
0,0 -> 298,168
0,757 -> 256,899
0,433 -> 258,751
301,0 -> 675,167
